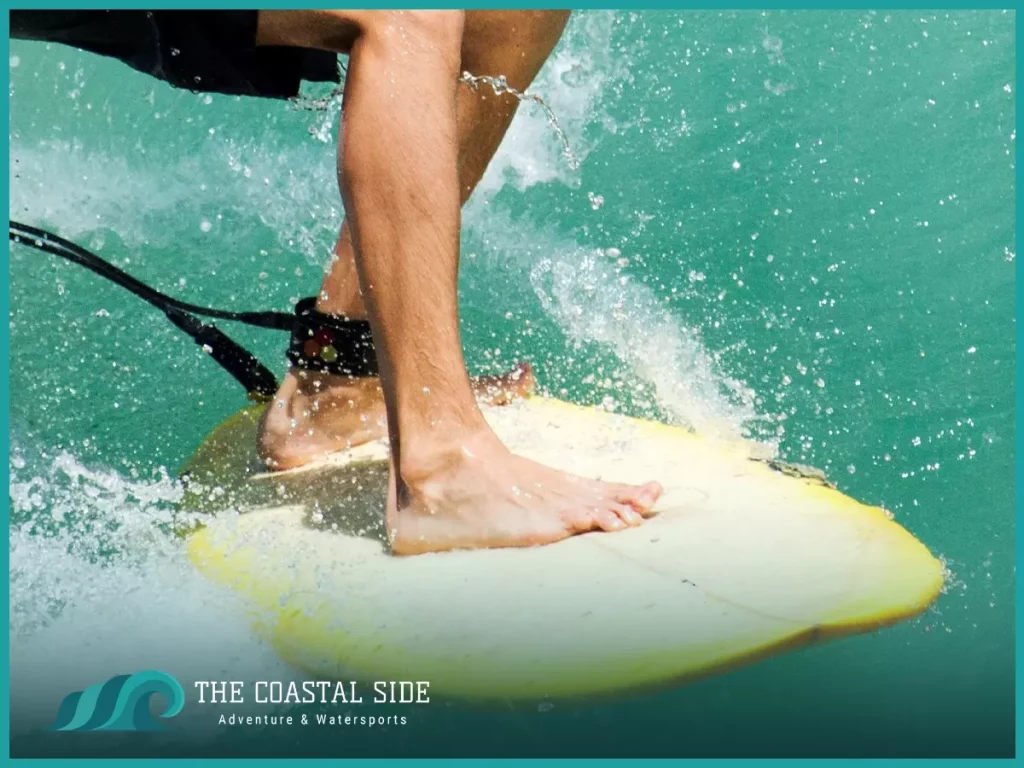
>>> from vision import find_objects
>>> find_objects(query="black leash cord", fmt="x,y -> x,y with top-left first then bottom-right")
9,220 -> 284,399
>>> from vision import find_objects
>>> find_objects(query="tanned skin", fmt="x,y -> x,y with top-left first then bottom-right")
254,11 -> 662,554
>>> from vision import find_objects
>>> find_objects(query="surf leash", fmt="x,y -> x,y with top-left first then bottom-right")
9,221 -> 378,401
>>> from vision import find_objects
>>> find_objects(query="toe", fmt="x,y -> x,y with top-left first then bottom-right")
638,482 -> 664,510
613,503 -> 644,527
562,505 -> 600,534
612,481 -> 663,514
474,362 -> 536,405
592,506 -> 628,532
504,361 -> 535,393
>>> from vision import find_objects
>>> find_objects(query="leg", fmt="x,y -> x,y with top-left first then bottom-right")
258,11 -> 566,469
259,11 -> 661,553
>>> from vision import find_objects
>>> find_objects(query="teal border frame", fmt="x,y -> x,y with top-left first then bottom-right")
3,2 -> 1019,765
2,5 -> 9,765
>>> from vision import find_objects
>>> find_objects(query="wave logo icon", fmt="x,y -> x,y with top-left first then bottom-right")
50,670 -> 185,732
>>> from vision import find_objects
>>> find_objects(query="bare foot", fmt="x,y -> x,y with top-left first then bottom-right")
257,362 -> 536,470
388,428 -> 663,555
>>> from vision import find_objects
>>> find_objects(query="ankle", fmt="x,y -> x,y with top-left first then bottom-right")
397,423 -> 502,488
260,371 -> 380,439
314,295 -> 368,322
292,369 -> 380,400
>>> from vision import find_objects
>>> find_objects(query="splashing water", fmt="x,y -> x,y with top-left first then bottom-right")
458,71 -> 581,171
9,449 -> 297,734
529,247 -> 765,444
459,194 -> 766,446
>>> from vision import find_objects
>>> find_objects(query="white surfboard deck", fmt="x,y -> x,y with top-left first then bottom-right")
182,397 -> 944,703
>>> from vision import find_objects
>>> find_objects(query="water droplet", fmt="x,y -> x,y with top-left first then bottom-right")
459,71 -> 580,169
560,64 -> 587,88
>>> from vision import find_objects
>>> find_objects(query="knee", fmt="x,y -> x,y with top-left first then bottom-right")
396,10 -> 464,40
359,11 -> 464,61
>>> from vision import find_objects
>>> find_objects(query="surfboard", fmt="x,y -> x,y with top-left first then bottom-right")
180,396 -> 944,703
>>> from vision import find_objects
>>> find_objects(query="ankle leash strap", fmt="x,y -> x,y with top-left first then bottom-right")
9,221 -> 381,395
287,297 -> 379,377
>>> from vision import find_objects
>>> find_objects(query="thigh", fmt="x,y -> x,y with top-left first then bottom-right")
452,11 -> 571,189
256,10 -> 465,56
461,11 -> 571,89
256,10 -> 378,55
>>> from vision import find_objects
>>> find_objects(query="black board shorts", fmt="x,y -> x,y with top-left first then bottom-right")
10,10 -> 339,99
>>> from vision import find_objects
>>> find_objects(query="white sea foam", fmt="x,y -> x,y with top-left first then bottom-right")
9,449 -> 294,734
473,11 -> 627,197
9,137 -> 340,266
462,211 -> 762,440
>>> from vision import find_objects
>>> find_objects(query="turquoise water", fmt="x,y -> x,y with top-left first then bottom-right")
8,10 -> 1014,757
